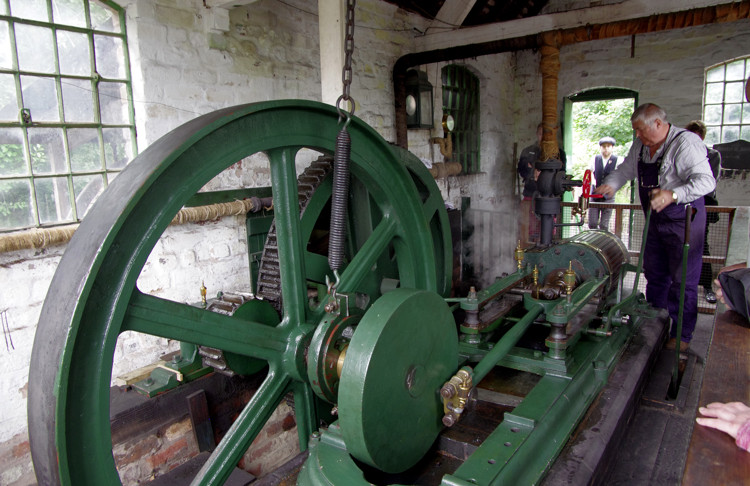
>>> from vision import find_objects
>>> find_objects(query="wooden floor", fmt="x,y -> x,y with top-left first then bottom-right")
604,310 -> 717,485
604,305 -> 750,485
683,309 -> 750,485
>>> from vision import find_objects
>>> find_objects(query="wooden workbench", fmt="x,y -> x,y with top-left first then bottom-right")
683,309 -> 750,484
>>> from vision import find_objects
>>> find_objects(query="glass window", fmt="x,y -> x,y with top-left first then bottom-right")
703,57 -> 750,145
0,1 -> 136,231
442,65 -> 480,174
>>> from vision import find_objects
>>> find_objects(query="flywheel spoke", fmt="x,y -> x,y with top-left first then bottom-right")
191,369 -> 291,486
124,290 -> 287,361
267,147 -> 308,325
338,216 -> 397,293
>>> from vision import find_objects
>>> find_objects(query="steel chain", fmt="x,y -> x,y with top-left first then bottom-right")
337,0 -> 356,121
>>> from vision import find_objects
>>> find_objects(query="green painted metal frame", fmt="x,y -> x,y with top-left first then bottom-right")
300,232 -> 657,485
27,100 -> 448,486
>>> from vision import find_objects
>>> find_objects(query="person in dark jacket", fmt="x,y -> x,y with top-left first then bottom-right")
517,123 -> 566,246
517,123 -> 543,245
685,120 -> 722,304
588,136 -> 619,230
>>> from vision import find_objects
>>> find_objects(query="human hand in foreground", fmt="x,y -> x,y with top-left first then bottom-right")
594,184 -> 615,198
696,402 -> 750,442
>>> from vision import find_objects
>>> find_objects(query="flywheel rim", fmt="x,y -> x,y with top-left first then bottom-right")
28,100 -> 443,486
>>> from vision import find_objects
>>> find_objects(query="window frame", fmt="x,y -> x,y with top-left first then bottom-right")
441,64 -> 480,174
702,56 -> 750,146
0,0 -> 136,232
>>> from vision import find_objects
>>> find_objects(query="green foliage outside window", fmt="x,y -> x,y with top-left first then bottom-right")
570,98 -> 635,203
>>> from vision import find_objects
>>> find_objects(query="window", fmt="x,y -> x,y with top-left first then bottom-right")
442,65 -> 480,174
703,57 -> 750,145
0,0 -> 136,231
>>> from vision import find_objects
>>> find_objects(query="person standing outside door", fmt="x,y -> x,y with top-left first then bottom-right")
588,136 -> 618,231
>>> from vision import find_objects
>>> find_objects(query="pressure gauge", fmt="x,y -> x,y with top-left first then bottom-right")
442,114 -> 455,133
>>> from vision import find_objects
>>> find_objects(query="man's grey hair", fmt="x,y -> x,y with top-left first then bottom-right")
631,103 -> 668,126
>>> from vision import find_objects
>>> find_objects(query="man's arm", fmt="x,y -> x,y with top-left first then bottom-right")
669,140 -> 716,203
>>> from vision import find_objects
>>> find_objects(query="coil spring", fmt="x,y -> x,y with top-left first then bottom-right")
329,127 -> 351,272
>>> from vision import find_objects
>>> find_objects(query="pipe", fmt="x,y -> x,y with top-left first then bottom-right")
392,1 -> 750,149
394,35 -> 539,148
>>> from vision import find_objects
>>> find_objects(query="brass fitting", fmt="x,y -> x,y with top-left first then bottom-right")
200,281 -> 207,308
440,367 -> 473,427
564,261 -> 576,296
336,344 -> 348,378
514,240 -> 525,270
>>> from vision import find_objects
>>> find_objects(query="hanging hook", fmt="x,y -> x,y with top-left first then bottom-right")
336,95 -> 354,128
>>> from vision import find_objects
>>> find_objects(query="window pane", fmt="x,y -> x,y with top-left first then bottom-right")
73,173 -> 104,218
705,127 -> 721,146
0,21 -> 12,69
743,103 -> 750,124
94,34 -> 125,79
706,65 -> 724,83
0,127 -> 27,176
58,31 -> 91,76
722,125 -> 739,143
10,0 -> 48,22
68,128 -> 101,173
27,127 -> 65,174
725,82 -> 744,103
35,176 -> 72,224
0,178 -> 34,229
53,0 -> 87,28
20,75 -> 60,122
16,25 -> 55,73
726,60 -> 745,81
0,3 -> 7,15
90,2 -> 121,32
704,104 -> 722,125
0,73 -> 19,121
62,78 -> 94,122
705,83 -> 724,104
724,103 -> 742,124
102,128 -> 133,169
741,125 -> 750,142
107,171 -> 119,184
99,82 -> 129,124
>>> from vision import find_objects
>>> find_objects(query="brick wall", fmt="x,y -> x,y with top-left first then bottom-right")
3,1 -> 750,484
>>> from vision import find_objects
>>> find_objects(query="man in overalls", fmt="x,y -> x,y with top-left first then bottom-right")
595,103 -> 715,351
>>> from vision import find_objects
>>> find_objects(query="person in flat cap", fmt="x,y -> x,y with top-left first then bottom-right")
588,136 -> 619,230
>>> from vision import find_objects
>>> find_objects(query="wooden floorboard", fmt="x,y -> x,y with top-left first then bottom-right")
683,309 -> 750,486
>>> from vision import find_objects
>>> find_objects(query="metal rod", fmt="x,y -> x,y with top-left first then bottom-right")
632,207 -> 652,293
471,304 -> 543,384
669,204 -> 692,398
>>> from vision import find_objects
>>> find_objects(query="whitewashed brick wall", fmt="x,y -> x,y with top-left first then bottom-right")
2,1 -> 750,483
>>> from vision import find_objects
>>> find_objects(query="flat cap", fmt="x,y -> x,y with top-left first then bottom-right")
599,136 -> 616,146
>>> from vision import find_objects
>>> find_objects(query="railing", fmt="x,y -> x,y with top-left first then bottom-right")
563,202 -> 735,313
463,203 -> 735,314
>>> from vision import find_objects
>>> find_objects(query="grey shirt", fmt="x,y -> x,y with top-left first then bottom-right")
602,125 -> 715,204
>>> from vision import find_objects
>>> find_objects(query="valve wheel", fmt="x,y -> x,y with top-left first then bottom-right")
28,100 -> 451,485
582,169 -> 592,198
581,169 -> 603,199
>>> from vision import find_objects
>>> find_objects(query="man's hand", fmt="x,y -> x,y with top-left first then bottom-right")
648,188 -> 674,213
594,184 -> 615,198
696,402 -> 750,440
